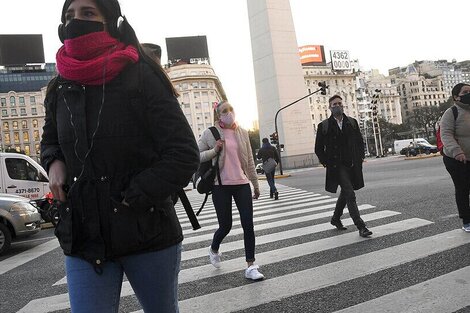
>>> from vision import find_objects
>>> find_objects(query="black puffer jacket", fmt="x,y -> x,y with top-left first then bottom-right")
40,61 -> 199,266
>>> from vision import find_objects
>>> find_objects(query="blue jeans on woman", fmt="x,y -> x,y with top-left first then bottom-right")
211,184 -> 255,262
65,243 -> 182,313
265,170 -> 277,195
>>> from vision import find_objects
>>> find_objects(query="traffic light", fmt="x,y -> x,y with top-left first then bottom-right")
318,81 -> 328,95
270,132 -> 278,145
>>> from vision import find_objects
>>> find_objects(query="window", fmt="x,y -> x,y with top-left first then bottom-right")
30,96 -> 36,105
31,108 -> 37,115
32,119 -> 38,128
1,98 -> 5,106
24,145 -> 30,156
19,97 -> 25,106
3,122 -> 9,131
33,130 -> 40,141
4,133 -> 10,145
14,132 -> 20,143
5,157 -> 46,181
13,121 -> 18,130
20,108 -> 26,116
10,96 -> 16,106
22,120 -> 27,128
2,109 -> 7,117
200,81 -> 207,88
23,131 -> 29,142
11,109 -> 17,116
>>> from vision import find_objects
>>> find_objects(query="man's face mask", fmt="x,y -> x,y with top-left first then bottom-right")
64,19 -> 104,40
459,93 -> 470,105
330,106 -> 344,117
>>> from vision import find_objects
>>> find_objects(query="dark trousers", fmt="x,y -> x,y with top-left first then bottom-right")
265,170 -> 277,194
332,164 -> 366,229
443,155 -> 470,223
211,184 -> 255,262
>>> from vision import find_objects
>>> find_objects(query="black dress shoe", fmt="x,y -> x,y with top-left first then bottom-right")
274,191 -> 279,200
331,219 -> 347,230
359,227 -> 373,237
270,192 -> 274,199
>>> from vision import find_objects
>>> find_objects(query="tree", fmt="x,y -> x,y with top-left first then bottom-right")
409,106 -> 442,141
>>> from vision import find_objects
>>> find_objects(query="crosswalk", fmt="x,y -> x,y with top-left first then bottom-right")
10,183 -> 470,312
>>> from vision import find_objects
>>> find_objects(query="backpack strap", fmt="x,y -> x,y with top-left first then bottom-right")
451,105 -> 458,120
208,126 -> 222,186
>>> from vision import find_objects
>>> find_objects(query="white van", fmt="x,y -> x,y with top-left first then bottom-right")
0,153 -> 50,200
393,138 -> 431,154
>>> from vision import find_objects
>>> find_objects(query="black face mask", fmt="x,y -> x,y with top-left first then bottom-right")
459,93 -> 470,105
64,19 -> 104,40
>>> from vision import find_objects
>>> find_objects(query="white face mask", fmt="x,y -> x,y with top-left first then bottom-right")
220,111 -> 235,126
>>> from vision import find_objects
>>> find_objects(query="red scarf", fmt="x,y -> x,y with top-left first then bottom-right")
56,31 -> 139,85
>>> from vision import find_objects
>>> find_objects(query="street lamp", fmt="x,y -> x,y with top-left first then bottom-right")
274,82 -> 328,175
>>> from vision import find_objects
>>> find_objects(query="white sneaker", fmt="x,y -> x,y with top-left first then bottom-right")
462,223 -> 470,232
209,246 -> 222,268
245,265 -> 265,281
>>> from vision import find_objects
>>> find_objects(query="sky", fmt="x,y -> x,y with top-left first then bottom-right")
1,0 -> 469,129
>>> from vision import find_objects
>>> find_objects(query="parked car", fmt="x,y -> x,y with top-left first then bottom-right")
255,163 -> 265,175
0,193 -> 41,255
400,143 -> 438,156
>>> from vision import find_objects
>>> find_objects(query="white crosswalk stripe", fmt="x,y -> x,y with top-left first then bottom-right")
11,183 -> 470,313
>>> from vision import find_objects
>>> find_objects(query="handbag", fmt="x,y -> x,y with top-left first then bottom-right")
262,157 -> 277,173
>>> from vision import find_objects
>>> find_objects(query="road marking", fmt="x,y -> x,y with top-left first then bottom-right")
179,195 -> 333,228
182,203 -> 373,245
0,239 -> 59,275
334,265 -> 470,313
28,216 -> 426,312
178,229 -> 469,312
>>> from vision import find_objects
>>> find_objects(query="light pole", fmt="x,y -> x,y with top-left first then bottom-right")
274,82 -> 328,175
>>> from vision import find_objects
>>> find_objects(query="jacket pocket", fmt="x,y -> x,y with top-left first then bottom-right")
109,199 -> 163,256
54,202 -> 73,254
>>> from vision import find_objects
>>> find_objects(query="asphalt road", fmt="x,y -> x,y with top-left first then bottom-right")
1,154 -> 469,313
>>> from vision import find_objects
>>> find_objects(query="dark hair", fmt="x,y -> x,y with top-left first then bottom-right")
452,83 -> 470,100
328,95 -> 342,104
262,138 -> 269,144
60,0 -> 177,96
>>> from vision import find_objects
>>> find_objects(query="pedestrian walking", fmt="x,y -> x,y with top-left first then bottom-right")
198,100 -> 264,281
257,138 -> 280,200
441,83 -> 470,232
40,0 -> 199,311
314,95 -> 373,238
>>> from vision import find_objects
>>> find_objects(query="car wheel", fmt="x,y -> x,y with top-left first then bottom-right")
0,223 -> 12,255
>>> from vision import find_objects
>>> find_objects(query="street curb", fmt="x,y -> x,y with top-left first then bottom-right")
41,222 -> 54,230
258,174 -> 291,180
404,153 -> 441,161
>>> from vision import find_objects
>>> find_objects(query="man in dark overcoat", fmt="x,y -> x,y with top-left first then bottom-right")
314,95 -> 372,237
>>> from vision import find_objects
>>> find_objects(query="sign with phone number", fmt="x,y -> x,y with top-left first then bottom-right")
330,50 -> 351,71
15,188 -> 40,195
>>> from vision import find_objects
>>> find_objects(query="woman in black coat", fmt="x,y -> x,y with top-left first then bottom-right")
40,0 -> 199,311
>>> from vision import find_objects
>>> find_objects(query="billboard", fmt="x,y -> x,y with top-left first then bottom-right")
166,36 -> 209,63
330,50 -> 351,71
299,45 -> 325,66
0,35 -> 45,66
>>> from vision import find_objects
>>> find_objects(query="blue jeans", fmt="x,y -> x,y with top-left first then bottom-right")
65,243 -> 182,313
265,171 -> 277,194
211,184 -> 255,262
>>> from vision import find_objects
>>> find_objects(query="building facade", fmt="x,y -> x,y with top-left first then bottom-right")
166,63 -> 227,139
0,88 -> 46,160
302,64 -> 358,133
393,65 -> 447,121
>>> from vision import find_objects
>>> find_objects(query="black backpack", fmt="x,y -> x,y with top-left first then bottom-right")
192,126 -> 222,216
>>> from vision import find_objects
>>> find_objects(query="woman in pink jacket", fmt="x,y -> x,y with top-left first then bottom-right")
198,101 -> 264,281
